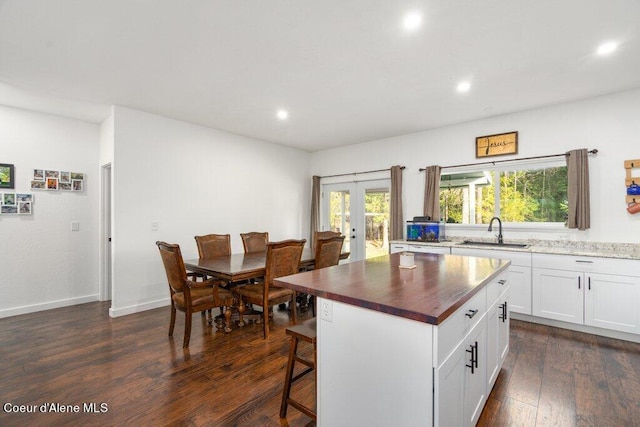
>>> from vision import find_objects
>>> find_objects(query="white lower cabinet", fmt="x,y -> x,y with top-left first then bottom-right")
434,272 -> 508,427
532,254 -> 640,334
452,247 -> 531,315
585,273 -> 640,333
486,283 -> 510,390
532,268 -> 584,324
506,265 -> 531,315
435,315 -> 487,427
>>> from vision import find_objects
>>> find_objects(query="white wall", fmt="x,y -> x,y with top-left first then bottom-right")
311,89 -> 640,244
3,88 -> 637,319
109,106 -> 311,316
0,106 -> 100,317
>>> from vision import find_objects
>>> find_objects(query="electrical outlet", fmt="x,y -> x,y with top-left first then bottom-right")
151,221 -> 160,231
71,221 -> 80,231
320,299 -> 333,322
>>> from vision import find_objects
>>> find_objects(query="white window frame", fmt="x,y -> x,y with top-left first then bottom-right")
440,157 -> 569,232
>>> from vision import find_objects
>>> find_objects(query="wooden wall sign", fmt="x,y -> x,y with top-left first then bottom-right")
475,131 -> 518,158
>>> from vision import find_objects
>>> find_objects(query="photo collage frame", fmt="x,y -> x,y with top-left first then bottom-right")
0,192 -> 34,215
31,169 -> 85,192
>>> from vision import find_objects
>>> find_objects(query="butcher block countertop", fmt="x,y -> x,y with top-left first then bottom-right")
275,252 -> 510,325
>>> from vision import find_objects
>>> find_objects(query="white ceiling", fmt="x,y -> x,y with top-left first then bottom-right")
1,0 -> 639,152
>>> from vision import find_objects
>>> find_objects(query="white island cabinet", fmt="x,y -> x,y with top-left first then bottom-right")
276,253 -> 510,426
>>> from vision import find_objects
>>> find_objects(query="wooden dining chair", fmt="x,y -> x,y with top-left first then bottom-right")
156,241 -> 235,348
240,232 -> 269,253
313,230 -> 341,253
314,235 -> 345,269
192,233 -> 231,282
194,233 -> 233,317
195,233 -> 231,259
309,235 -> 345,316
233,239 -> 305,339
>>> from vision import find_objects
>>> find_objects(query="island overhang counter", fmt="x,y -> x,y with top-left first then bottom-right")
276,252 -> 511,427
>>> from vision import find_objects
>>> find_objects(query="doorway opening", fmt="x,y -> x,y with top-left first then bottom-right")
100,163 -> 112,302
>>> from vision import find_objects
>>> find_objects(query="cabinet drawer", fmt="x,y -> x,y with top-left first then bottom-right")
407,244 -> 450,254
434,288 -> 487,366
452,247 -> 531,267
389,243 -> 408,254
486,272 -> 509,306
532,253 -> 640,276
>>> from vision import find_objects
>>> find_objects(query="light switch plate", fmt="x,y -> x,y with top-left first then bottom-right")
151,221 -> 159,231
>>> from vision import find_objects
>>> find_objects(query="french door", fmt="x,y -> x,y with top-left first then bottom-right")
321,179 -> 390,262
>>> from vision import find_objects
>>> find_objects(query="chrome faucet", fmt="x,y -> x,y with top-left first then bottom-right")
488,217 -> 503,244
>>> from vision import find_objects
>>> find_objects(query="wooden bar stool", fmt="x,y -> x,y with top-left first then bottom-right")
280,318 -> 317,422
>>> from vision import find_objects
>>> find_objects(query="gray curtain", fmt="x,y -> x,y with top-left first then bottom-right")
310,175 -> 321,247
566,149 -> 590,230
390,165 -> 404,240
423,165 -> 442,221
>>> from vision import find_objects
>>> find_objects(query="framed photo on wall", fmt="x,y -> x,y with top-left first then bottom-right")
3,192 -> 16,205
18,201 -> 32,214
31,181 -> 46,190
1,205 -> 18,214
46,178 -> 58,190
0,163 -> 15,189
59,171 -> 71,184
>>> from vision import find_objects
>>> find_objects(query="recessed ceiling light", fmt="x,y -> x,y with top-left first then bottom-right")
456,81 -> 471,93
276,110 -> 289,120
403,12 -> 422,31
596,41 -> 618,56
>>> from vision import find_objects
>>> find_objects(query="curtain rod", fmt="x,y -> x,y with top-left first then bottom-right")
319,166 -> 405,179
418,149 -> 598,172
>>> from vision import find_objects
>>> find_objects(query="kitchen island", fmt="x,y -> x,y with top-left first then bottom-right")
276,252 -> 511,426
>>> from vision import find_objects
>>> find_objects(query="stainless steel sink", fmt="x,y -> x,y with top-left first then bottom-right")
459,240 -> 529,249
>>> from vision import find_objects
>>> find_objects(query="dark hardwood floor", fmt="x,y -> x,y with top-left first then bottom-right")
1,302 -> 639,426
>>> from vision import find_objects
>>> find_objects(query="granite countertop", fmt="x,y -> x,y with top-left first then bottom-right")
395,239 -> 640,260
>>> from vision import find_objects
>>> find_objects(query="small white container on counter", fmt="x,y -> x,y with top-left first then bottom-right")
399,251 -> 416,269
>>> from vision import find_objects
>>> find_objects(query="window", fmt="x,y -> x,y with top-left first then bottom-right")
439,161 -> 568,225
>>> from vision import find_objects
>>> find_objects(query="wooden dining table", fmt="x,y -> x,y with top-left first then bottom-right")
184,247 -> 350,284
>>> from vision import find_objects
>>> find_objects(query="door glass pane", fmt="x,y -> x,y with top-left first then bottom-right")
364,189 -> 389,259
329,190 -> 350,254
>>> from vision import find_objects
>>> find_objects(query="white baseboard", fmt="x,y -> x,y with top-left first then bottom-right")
0,295 -> 99,319
108,297 -> 170,318
511,312 -> 640,344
